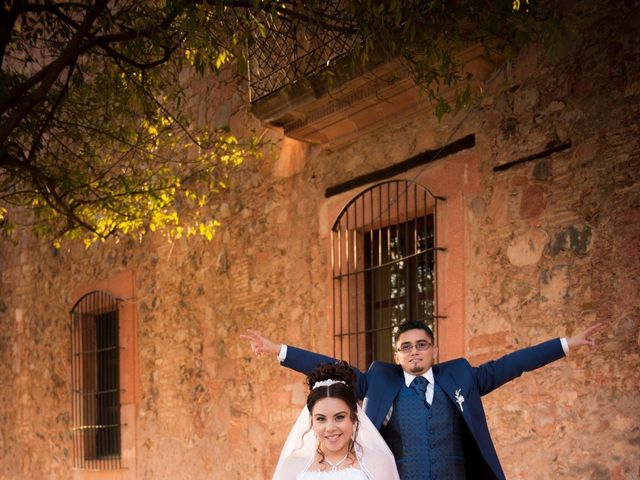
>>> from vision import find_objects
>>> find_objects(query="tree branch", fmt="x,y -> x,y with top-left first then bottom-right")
98,39 -> 183,71
0,0 -> 21,68
1,146 -> 106,236
26,62 -> 76,165
0,0 -> 110,147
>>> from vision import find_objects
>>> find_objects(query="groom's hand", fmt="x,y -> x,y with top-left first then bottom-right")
567,323 -> 604,350
241,329 -> 281,356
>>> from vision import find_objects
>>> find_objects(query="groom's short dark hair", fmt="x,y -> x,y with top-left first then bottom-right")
396,320 -> 434,342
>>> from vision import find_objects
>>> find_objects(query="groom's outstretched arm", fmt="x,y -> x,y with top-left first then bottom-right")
241,329 -> 369,399
241,329 -> 282,356
473,323 -> 604,396
282,345 -> 341,375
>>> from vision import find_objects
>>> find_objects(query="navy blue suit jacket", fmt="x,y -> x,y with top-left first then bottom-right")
282,338 -> 566,480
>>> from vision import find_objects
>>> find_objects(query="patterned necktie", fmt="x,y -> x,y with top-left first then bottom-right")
410,375 -> 428,399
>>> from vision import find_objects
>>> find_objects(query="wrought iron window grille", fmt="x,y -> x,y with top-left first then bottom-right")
70,291 -> 123,470
331,180 -> 446,369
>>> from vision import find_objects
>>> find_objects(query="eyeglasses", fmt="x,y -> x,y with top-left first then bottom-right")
397,340 -> 433,354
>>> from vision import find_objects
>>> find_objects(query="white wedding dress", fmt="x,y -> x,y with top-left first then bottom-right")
298,468 -> 369,479
273,406 -> 399,480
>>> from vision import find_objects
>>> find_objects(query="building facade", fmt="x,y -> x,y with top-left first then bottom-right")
1,2 -> 639,479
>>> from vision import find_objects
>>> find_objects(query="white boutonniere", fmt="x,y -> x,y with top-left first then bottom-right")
454,389 -> 465,412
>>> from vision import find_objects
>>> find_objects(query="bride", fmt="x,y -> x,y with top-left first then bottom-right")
273,362 -> 399,480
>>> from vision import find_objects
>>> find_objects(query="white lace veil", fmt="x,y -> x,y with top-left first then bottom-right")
272,404 -> 399,480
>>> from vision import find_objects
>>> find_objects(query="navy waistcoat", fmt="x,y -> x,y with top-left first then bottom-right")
381,381 -> 467,480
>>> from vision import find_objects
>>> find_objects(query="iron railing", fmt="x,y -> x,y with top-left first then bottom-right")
247,1 -> 357,102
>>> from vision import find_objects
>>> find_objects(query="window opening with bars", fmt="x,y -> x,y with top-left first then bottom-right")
71,291 -> 122,470
331,180 -> 445,369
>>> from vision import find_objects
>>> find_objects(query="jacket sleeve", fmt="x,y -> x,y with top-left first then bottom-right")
473,338 -> 566,396
282,346 -> 369,400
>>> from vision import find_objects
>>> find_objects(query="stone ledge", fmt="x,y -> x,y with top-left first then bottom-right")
250,43 -> 500,145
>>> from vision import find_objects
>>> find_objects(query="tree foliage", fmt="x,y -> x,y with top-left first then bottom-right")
0,0 -> 547,245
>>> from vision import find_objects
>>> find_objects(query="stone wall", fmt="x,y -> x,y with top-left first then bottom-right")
1,1 -> 638,479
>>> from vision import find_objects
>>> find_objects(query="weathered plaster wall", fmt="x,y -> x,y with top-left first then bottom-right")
463,5 -> 640,478
1,1 -> 638,479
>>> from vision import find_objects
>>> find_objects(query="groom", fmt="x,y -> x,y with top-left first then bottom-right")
243,321 -> 601,480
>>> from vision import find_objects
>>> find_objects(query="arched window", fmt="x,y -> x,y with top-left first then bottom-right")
70,291 -> 122,469
331,180 -> 445,369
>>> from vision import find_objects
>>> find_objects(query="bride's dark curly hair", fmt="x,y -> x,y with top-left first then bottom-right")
305,361 -> 359,465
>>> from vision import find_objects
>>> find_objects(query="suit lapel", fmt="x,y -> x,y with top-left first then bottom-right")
433,365 -> 470,421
